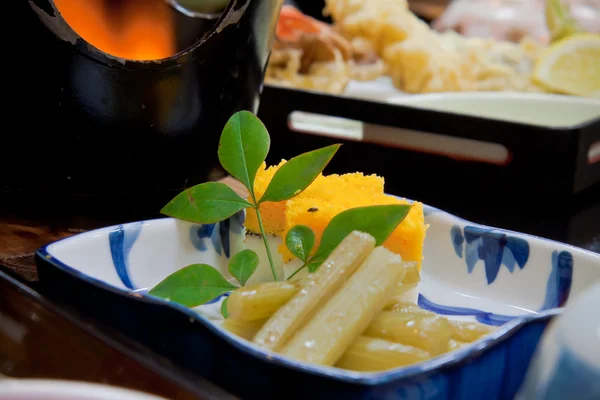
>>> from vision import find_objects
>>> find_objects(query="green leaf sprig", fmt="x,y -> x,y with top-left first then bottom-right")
161,110 -> 339,282
148,251 -> 258,309
149,111 -> 412,314
286,204 -> 412,279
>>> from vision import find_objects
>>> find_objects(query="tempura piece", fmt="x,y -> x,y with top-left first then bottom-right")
324,0 -> 547,93
252,231 -> 376,351
266,47 -> 352,94
280,247 -> 405,366
336,336 -> 431,372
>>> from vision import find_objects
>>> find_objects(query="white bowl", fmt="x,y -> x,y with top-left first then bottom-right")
0,379 -> 169,400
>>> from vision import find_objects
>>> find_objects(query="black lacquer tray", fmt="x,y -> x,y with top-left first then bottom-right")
259,85 -> 600,200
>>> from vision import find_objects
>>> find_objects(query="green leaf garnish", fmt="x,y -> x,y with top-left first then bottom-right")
259,144 -> 340,203
153,111 -> 416,309
149,264 -> 237,307
228,249 -> 259,286
306,205 -> 412,272
161,182 -> 252,224
221,296 -> 229,318
285,225 -> 316,263
218,110 -> 270,195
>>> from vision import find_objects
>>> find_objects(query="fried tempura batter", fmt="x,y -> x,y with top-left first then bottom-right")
266,5 -> 386,95
324,0 -> 546,93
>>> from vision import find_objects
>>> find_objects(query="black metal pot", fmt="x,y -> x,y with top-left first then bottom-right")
6,0 -> 281,198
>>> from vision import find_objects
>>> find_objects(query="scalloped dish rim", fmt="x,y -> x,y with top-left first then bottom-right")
35,200 -> 600,385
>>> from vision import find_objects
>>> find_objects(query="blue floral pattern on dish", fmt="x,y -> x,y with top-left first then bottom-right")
189,224 -> 216,252
189,211 -> 245,257
108,222 -> 143,289
540,251 -> 573,310
418,294 -> 516,326
451,225 -> 530,284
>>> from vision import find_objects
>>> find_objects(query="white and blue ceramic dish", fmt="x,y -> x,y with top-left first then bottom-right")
35,200 -> 600,400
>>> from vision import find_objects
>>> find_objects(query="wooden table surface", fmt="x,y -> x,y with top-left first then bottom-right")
0,177 -> 248,282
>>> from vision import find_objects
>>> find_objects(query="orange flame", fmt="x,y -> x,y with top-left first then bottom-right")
54,0 -> 176,61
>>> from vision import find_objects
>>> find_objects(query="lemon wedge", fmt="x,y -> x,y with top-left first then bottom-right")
533,34 -> 600,97
545,0 -> 584,43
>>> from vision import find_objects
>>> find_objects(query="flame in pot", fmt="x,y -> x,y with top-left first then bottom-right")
54,0 -> 176,60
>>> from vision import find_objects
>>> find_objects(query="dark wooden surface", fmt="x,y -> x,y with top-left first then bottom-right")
0,177 -> 248,282
0,270 -> 237,400
0,176 -> 246,398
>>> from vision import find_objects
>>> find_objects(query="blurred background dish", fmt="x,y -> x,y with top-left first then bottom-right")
433,0 -> 600,44
515,282 -> 600,400
266,0 -> 599,97
386,92 -> 600,127
0,379 -> 171,400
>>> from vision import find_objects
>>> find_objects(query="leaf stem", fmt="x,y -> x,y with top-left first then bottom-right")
286,263 -> 307,281
252,198 -> 279,281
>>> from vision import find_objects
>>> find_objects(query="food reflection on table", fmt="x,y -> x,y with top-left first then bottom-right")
266,0 -> 600,96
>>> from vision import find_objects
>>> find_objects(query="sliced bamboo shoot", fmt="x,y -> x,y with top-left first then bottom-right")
252,231 -> 376,351
384,284 -> 419,309
448,339 -> 468,351
449,320 -> 495,343
280,247 -> 405,366
386,301 -> 430,313
365,311 -> 451,356
384,303 -> 495,344
227,282 -> 298,321
222,318 -> 267,341
402,261 -> 420,286
384,261 -> 420,308
336,336 -> 431,372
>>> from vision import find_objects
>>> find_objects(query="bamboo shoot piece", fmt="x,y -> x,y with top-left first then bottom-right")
385,302 -> 495,343
336,336 -> 431,372
253,231 -> 376,351
384,261 -> 421,308
449,320 -> 495,343
365,311 -> 452,356
386,301 -> 429,313
280,247 -> 405,366
227,282 -> 298,322
448,339 -> 468,351
222,318 -> 267,341
402,261 -> 420,286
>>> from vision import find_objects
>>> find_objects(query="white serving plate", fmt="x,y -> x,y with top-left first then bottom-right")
387,92 -> 600,128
